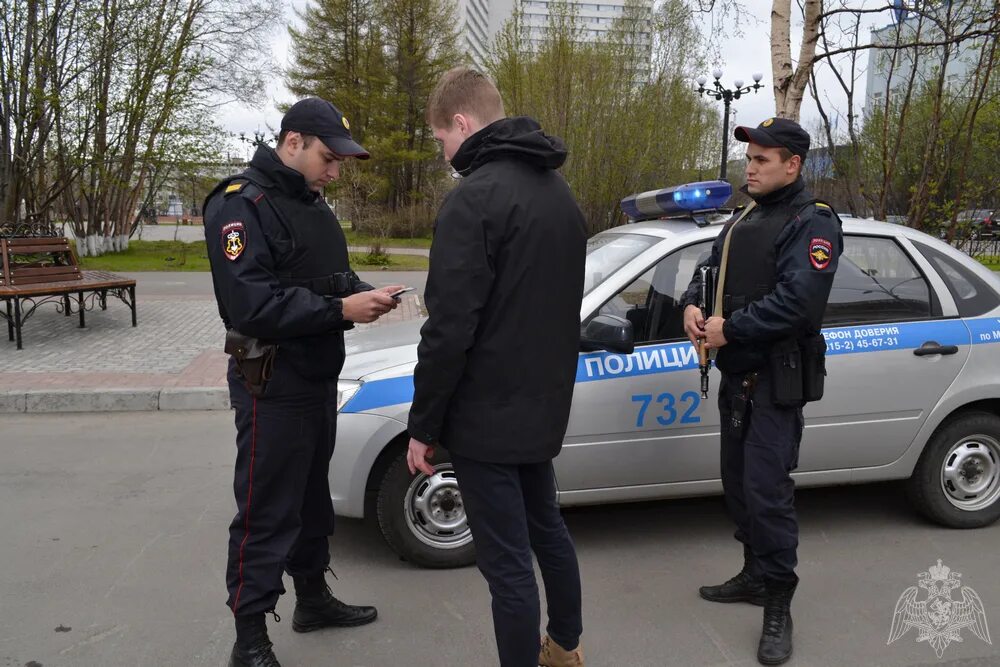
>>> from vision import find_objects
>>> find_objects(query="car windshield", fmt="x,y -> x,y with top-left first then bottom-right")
584,232 -> 660,295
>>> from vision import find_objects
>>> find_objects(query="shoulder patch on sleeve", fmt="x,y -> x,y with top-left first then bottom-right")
224,181 -> 247,196
809,237 -> 833,270
221,221 -> 247,261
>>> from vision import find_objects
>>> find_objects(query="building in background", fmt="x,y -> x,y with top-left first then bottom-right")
519,0 -> 651,52
456,0 -> 653,68
456,0 -> 508,67
864,1 -> 987,112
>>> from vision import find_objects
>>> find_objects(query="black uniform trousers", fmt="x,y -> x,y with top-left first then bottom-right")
718,371 -> 803,583
450,452 -> 583,667
225,355 -> 338,616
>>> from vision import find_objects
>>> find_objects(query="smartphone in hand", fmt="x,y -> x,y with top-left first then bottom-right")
389,287 -> 415,300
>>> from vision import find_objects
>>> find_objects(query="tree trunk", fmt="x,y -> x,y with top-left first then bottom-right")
770,0 -> 822,120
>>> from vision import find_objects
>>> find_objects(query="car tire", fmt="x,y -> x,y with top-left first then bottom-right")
376,447 -> 476,569
907,411 -> 1000,528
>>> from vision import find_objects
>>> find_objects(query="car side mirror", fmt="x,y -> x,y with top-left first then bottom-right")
581,314 -> 634,355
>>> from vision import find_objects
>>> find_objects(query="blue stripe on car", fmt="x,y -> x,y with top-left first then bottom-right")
342,375 -> 414,414
341,316 -> 999,413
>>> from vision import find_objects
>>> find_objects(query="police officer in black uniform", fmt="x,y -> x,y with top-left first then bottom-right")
680,118 -> 843,665
204,97 -> 403,667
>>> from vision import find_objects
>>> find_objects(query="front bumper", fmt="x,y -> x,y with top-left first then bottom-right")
330,411 -> 407,518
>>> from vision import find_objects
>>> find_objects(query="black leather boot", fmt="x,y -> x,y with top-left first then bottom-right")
230,613 -> 281,667
699,547 -> 765,605
757,578 -> 797,665
291,573 -> 378,633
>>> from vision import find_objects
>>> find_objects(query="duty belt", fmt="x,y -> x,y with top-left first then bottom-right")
278,271 -> 357,297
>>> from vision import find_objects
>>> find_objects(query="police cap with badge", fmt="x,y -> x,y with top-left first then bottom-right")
733,117 -> 810,159
281,97 -> 370,160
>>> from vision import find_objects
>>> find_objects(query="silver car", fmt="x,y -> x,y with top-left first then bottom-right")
331,214 -> 1000,568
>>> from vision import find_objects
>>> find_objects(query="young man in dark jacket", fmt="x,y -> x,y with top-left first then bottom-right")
406,66 -> 588,667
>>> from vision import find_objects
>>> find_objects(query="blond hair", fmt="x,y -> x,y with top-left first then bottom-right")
426,66 -> 505,129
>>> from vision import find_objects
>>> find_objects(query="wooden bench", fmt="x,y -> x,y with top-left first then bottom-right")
0,236 -> 137,349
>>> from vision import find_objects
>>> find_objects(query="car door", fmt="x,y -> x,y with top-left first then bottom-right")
555,240 -> 721,491
801,233 -> 971,471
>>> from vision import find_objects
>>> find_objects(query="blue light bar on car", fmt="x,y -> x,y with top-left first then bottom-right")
620,180 -> 733,221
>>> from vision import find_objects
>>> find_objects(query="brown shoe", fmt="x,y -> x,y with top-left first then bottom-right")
538,634 -> 584,667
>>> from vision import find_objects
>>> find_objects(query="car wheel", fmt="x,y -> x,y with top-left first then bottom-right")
376,447 -> 476,568
907,412 -> 1000,528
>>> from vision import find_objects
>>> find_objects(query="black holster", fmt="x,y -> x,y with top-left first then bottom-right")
728,373 -> 757,434
225,329 -> 277,397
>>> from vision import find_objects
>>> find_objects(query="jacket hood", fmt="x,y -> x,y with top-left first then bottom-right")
451,116 -> 568,176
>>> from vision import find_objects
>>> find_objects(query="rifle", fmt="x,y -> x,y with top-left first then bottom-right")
698,265 -> 717,399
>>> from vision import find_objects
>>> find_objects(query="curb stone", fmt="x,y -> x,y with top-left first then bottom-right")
0,388 -> 231,414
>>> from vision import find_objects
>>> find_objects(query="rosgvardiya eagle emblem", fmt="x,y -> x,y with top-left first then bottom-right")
887,559 -> 991,658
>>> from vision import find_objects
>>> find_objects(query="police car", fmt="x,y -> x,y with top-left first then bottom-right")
332,181 -> 1000,568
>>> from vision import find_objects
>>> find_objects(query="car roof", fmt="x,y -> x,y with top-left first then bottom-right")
605,212 -> 1000,290
606,213 -> 906,242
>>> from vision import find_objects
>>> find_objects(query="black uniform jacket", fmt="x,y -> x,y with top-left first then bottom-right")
407,116 -> 587,464
680,177 -> 844,372
203,146 -> 369,380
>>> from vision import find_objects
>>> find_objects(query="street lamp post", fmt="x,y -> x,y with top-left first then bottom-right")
696,70 -> 765,181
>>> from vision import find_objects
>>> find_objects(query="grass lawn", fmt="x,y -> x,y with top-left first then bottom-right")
349,252 -> 429,270
343,230 -> 432,249
978,256 -> 1000,271
78,240 -> 210,271
135,226 -> 432,249
76,240 -> 428,272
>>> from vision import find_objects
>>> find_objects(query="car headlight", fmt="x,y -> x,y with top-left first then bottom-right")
336,380 -> 362,412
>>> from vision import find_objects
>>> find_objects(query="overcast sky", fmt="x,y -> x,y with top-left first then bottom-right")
214,0 -> 896,158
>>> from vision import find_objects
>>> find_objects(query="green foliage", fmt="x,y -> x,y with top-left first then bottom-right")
0,0 -> 281,249
857,78 -> 1000,233
808,1 -> 998,233
486,0 -> 719,232
288,0 -> 718,235
287,0 -> 462,233
362,249 -> 393,266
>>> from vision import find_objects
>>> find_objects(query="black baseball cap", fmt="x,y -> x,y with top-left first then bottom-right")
734,117 -> 810,159
281,97 -> 370,160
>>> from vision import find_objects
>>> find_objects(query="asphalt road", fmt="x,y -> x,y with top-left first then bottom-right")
1,411 -> 998,667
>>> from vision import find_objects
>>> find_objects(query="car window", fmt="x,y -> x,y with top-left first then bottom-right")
588,241 -> 712,344
912,241 -> 1000,317
825,235 -> 938,325
584,232 -> 661,296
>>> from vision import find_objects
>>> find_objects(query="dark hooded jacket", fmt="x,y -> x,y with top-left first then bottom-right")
407,116 -> 587,464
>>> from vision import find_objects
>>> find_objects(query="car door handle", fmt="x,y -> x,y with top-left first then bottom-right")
913,341 -> 959,356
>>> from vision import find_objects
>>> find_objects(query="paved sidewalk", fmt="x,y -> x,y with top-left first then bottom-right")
0,273 -> 425,413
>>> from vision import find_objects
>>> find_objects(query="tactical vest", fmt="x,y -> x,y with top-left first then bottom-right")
715,195 -> 816,373
203,167 -> 355,380
209,168 -> 357,297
